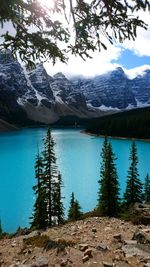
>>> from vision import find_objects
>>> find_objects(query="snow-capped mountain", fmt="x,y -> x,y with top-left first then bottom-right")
72,67 -> 150,110
0,50 -> 97,124
0,50 -> 150,125
129,69 -> 150,106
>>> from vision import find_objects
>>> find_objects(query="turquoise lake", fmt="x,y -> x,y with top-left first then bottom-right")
0,128 -> 150,233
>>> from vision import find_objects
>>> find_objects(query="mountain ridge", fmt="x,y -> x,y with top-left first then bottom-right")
0,50 -> 150,125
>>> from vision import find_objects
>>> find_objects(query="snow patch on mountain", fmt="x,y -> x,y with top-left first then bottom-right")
125,65 -> 150,79
0,50 -> 150,124
136,99 -> 150,108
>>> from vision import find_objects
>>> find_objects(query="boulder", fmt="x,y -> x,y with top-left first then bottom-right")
143,263 -> 150,267
133,229 -> 150,244
82,255 -> 89,262
79,244 -> 89,251
31,256 -> 48,267
102,262 -> 114,267
124,240 -> 137,245
115,261 -> 131,267
96,243 -> 108,251
122,244 -> 150,260
134,203 -> 150,213
60,259 -> 68,266
84,248 -> 93,257
113,234 -> 123,242
92,228 -> 97,233
23,231 -> 41,240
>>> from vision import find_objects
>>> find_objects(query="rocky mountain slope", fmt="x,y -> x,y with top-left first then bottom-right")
1,216 -> 150,267
0,50 -> 150,125
72,67 -> 150,110
0,51 -> 99,125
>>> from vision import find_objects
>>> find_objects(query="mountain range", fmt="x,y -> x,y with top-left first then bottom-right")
72,67 -> 150,110
0,50 -> 150,126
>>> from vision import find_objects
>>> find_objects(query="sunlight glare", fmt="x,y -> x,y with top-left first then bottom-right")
38,0 -> 55,9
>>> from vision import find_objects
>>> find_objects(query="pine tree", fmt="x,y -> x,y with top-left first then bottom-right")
97,136 -> 108,207
97,138 -> 120,217
72,200 -> 82,221
52,172 -> 64,225
31,128 -> 64,229
42,128 -> 58,227
68,192 -> 75,220
144,173 -> 150,203
31,153 -> 47,229
124,142 -> 143,206
68,193 -> 82,221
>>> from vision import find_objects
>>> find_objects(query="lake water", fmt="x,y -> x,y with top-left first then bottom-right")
0,128 -> 150,233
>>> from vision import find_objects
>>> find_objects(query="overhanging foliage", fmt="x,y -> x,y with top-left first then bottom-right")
0,0 -> 149,68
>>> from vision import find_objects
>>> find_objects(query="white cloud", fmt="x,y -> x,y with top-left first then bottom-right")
44,9 -> 150,78
124,65 -> 150,79
122,11 -> 150,57
44,42 -> 122,78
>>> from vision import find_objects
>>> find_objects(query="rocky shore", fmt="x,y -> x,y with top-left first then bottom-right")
1,217 -> 150,267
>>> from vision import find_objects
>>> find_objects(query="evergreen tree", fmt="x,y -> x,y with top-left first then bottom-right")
31,153 -> 47,229
97,136 -> 108,207
68,192 -> 75,220
52,172 -> 64,225
42,128 -> 58,227
144,173 -> 150,203
31,128 -> 64,229
124,142 -> 143,206
72,200 -> 82,221
97,138 -> 120,217
68,193 -> 82,221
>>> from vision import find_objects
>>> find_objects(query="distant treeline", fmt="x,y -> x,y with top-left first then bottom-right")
85,107 -> 150,139
52,115 -> 91,127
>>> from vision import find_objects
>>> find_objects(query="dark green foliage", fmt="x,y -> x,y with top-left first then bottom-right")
52,173 -> 64,225
31,128 -> 64,229
97,137 -> 120,217
144,173 -> 150,203
42,128 -> 58,227
72,200 -> 82,221
68,192 -> 82,221
31,153 -> 47,229
124,142 -> 143,206
0,1 -> 149,67
120,206 -> 147,225
86,107 -> 150,139
68,192 -> 75,220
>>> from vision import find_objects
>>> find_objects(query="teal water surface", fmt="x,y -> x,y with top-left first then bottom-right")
0,128 -> 150,233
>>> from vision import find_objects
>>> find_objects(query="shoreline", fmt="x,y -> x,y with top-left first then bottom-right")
1,125 -> 150,143
81,130 -> 150,143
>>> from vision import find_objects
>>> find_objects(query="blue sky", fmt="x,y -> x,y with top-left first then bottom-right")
44,7 -> 150,78
45,44 -> 150,78
113,49 -> 150,69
